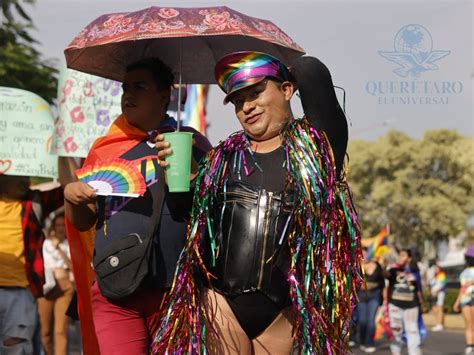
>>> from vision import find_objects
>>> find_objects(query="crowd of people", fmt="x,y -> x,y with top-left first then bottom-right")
350,246 -> 474,355
0,42 -> 472,355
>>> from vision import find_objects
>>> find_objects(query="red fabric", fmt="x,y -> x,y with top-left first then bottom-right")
84,114 -> 147,166
66,219 -> 100,355
91,282 -> 165,355
21,188 -> 64,298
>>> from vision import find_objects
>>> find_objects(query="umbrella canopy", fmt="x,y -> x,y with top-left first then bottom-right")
65,6 -> 305,83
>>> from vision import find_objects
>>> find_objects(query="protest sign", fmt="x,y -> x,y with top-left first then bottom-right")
0,87 -> 57,178
55,67 -> 122,157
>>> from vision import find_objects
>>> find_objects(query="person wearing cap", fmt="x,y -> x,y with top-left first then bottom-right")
454,245 -> 474,355
153,51 -> 362,354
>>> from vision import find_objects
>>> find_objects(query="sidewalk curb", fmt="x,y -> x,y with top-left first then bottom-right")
423,312 -> 464,330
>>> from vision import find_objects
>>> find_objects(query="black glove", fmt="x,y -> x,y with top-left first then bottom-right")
290,56 -> 348,178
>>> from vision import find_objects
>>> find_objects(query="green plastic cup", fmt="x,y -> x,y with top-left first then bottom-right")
163,131 -> 193,192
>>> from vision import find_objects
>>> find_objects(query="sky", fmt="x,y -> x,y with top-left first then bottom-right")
28,0 -> 473,145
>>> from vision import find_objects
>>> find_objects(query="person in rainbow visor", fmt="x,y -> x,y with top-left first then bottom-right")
153,51 -> 362,354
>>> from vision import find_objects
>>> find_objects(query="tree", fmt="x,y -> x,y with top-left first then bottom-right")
0,0 -> 58,103
347,129 -> 474,249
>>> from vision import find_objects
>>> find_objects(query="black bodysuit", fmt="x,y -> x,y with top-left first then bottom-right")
215,148 -> 288,339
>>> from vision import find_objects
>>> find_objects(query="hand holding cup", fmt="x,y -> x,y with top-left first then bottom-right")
155,132 -> 194,192
156,134 -> 172,169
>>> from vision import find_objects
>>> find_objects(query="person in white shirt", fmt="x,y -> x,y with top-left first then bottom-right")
37,213 -> 74,355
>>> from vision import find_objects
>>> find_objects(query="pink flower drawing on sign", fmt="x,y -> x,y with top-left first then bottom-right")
60,80 -> 74,104
55,121 -> 65,138
63,80 -> 73,97
63,137 -> 78,153
70,106 -> 85,123
83,81 -> 94,97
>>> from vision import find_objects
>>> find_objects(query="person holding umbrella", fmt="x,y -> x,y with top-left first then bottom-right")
64,58 -> 211,354
153,51 -> 362,354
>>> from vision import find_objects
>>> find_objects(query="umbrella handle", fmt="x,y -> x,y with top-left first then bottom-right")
176,40 -> 183,132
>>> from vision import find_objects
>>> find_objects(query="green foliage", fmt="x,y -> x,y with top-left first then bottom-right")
347,129 -> 474,247
0,0 -> 58,103
423,288 -> 458,314
443,288 -> 459,314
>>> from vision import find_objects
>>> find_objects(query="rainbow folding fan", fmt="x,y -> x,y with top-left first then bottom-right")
76,158 -> 146,197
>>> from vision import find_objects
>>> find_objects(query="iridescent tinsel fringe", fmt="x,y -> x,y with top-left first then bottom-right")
151,118 -> 362,354
282,120 -> 362,354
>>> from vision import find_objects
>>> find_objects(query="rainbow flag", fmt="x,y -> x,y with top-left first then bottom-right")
183,84 -> 209,135
367,225 -> 390,260
374,302 -> 393,341
431,270 -> 448,293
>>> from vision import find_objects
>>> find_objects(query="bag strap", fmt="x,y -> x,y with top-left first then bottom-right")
149,167 -> 166,236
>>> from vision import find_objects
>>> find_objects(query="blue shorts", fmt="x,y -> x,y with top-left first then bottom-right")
461,299 -> 474,308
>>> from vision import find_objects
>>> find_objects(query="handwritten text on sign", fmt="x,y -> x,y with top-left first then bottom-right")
55,68 -> 122,157
0,87 -> 57,178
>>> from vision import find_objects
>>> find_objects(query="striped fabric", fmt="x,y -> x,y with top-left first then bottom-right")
21,188 -> 64,298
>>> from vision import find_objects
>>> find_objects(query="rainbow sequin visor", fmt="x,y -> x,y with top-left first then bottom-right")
214,51 -> 290,104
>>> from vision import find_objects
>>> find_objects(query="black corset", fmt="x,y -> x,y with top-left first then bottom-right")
209,181 -> 295,308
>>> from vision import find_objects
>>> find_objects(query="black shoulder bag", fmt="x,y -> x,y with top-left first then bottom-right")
92,170 -> 165,300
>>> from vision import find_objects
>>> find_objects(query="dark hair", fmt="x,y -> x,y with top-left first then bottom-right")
466,255 -> 474,267
0,175 -> 10,196
399,248 -> 412,258
126,58 -> 174,91
0,175 -> 30,198
52,212 -> 65,223
428,258 -> 437,267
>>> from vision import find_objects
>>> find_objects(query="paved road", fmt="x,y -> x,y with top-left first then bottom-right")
352,330 -> 465,355
68,328 -> 464,354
